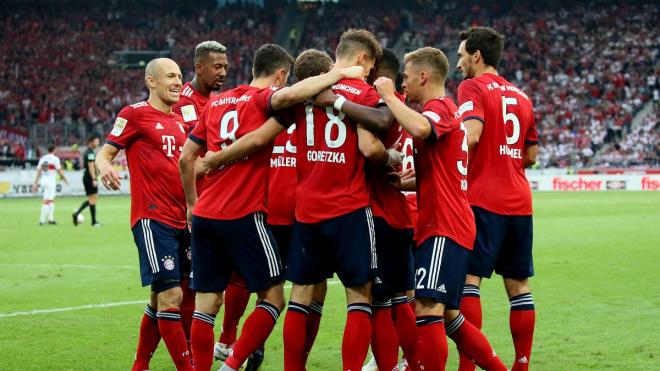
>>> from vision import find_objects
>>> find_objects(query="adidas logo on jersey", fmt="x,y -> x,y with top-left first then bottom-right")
517,356 -> 529,364
155,122 -> 164,130
436,284 -> 447,293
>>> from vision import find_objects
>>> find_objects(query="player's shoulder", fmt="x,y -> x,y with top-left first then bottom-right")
180,82 -> 196,99
458,77 -> 485,93
333,78 -> 372,95
423,97 -> 459,122
118,101 -> 149,117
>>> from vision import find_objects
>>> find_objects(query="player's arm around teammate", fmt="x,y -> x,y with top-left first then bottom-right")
201,65 -> 365,171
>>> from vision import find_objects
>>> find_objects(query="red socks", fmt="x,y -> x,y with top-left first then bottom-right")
132,305 -> 161,371
415,316 -> 447,371
225,301 -> 280,370
371,303 -> 399,371
219,278 -> 251,346
180,279 -> 195,348
446,313 -> 507,371
157,308 -> 193,371
303,301 -> 323,364
392,296 -> 418,366
509,293 -> 535,371
459,284 -> 482,371
283,302 -> 310,371
342,303 -> 372,371
191,311 -> 216,371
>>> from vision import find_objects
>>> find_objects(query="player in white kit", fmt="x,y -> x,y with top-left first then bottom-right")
32,145 -> 69,225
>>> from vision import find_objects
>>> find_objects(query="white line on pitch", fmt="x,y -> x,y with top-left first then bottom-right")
0,280 -> 341,318
0,263 -> 134,270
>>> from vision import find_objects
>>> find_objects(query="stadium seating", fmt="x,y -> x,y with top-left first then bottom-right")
0,0 -> 658,167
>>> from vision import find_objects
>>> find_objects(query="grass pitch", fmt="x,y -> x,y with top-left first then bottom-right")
1,192 -> 659,370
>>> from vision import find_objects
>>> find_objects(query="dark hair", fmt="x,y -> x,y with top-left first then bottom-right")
87,134 -> 99,143
252,44 -> 295,78
48,144 -> 56,153
294,49 -> 333,81
336,29 -> 383,61
194,41 -> 227,65
376,48 -> 400,78
459,27 -> 504,68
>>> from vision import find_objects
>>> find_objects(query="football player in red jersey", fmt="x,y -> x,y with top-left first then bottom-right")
375,47 -> 507,371
201,47 -> 383,371
179,44 -> 364,371
96,58 -> 193,371
173,40 -> 228,131
170,39 -> 228,358
456,27 -> 539,371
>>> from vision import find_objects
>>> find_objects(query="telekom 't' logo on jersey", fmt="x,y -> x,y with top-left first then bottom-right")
161,135 -> 180,157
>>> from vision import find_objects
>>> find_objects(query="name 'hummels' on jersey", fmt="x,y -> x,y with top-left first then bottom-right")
458,73 -> 538,216
295,77 -> 383,223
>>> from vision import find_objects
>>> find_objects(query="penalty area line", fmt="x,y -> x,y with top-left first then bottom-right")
0,280 -> 341,318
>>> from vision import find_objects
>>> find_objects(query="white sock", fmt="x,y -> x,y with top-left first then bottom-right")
40,203 -> 49,224
48,202 -> 55,222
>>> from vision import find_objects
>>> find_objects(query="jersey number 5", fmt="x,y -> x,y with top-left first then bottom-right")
502,97 -> 520,145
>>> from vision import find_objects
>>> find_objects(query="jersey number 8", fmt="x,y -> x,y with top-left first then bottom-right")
305,104 -> 347,148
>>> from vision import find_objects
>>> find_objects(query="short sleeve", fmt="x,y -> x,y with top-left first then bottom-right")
106,106 -> 140,149
255,87 -> 279,114
54,158 -> 62,170
37,157 -> 44,168
422,99 -> 453,142
525,108 -> 539,145
457,79 -> 485,124
189,108 -> 208,145
86,151 -> 96,161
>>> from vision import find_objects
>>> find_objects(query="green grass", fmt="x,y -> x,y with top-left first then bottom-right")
1,192 -> 659,370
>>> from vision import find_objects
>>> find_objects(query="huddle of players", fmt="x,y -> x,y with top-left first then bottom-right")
96,26 -> 538,371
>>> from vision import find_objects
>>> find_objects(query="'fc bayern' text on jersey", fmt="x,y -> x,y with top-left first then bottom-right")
295,78 -> 383,223
106,101 -> 188,229
458,73 -> 538,216
190,85 -> 289,220
414,97 -> 476,250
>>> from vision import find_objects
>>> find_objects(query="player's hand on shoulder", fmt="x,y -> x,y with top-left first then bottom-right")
312,89 -> 337,108
374,77 -> 395,98
341,66 -> 365,79
100,166 -> 121,191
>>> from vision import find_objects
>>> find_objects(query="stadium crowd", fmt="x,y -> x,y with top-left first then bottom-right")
0,0 -> 658,167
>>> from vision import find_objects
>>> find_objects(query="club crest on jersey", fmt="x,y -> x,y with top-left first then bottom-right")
111,117 -> 127,136
155,122 -> 164,130
161,255 -> 175,271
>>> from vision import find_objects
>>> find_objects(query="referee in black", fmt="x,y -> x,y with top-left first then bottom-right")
73,135 -> 101,226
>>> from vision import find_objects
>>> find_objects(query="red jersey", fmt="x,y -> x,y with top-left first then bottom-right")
267,124 -> 297,226
457,73 -> 538,215
414,97 -> 475,250
400,130 -> 419,239
190,85 -> 283,220
295,78 -> 382,223
368,93 -> 413,230
173,82 -> 211,194
173,82 -> 209,131
106,101 -> 187,229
